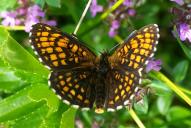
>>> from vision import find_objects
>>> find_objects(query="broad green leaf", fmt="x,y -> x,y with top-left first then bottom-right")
173,26 -> 191,60
6,105 -> 49,128
14,69 -> 47,84
28,83 -> 60,116
0,27 -> 49,77
0,70 -> 26,93
60,108 -> 77,128
41,108 -> 63,128
134,96 -> 149,114
166,106 -> 191,121
0,0 -> 17,12
45,0 -> 61,7
172,60 -> 189,83
157,93 -> 173,115
0,85 -> 44,122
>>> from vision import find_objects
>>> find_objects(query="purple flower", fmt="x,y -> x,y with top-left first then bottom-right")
179,23 -> 191,42
109,29 -> 117,37
44,20 -> 57,26
108,20 -> 120,37
170,0 -> 184,5
0,11 -> 17,26
128,9 -> 136,16
90,0 -> 103,17
146,59 -> 162,73
123,0 -> 133,7
25,5 -> 45,32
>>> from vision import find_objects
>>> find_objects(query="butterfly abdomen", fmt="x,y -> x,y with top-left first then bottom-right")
94,53 -> 110,113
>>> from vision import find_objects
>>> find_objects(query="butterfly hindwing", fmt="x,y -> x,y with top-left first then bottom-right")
109,24 -> 159,71
49,69 -> 95,109
106,69 -> 140,111
29,23 -> 96,70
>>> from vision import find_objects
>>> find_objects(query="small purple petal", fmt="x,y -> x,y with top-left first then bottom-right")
111,20 -> 120,29
0,11 -> 17,26
170,0 -> 184,5
128,9 -> 136,16
146,59 -> 162,73
44,20 -> 57,26
109,28 -> 117,37
90,0 -> 103,17
123,0 -> 133,7
17,8 -> 27,15
179,23 -> 191,42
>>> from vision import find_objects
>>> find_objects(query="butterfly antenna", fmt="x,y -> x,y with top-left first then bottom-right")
73,0 -> 93,35
109,43 -> 120,53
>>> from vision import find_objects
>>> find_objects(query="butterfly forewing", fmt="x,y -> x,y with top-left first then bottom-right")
30,23 -> 96,70
109,24 -> 159,70
49,69 -> 95,109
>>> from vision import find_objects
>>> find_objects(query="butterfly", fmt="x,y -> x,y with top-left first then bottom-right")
29,23 -> 159,113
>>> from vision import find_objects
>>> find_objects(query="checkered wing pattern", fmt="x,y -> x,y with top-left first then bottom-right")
106,69 -> 140,111
107,24 -> 159,111
29,23 -> 96,70
49,69 -> 95,109
109,24 -> 159,70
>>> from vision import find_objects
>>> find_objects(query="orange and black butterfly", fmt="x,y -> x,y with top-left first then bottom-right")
29,23 -> 159,113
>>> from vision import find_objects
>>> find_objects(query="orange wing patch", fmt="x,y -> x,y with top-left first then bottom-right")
49,70 -> 95,109
109,24 -> 159,71
29,23 -> 96,70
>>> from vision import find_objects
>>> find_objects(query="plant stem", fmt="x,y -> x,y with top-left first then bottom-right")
150,71 -> 191,107
0,25 -> 25,30
73,0 -> 93,35
100,0 -> 125,20
129,109 -> 146,128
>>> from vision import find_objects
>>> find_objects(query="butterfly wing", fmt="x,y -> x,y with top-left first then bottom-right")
30,23 -> 97,109
106,69 -> 140,111
109,24 -> 159,71
107,24 -> 159,111
29,23 -> 96,70
49,69 -> 95,109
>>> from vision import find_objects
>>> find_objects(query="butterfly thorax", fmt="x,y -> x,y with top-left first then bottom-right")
94,52 -> 110,113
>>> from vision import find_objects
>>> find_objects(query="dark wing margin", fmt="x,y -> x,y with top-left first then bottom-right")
29,23 -> 96,70
49,69 -> 95,110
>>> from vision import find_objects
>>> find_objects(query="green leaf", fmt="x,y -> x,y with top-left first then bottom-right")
147,80 -> 171,95
172,60 -> 189,83
28,83 -> 60,116
157,93 -> 173,115
0,27 -> 49,77
166,106 -> 191,121
45,0 -> 61,7
60,108 -> 77,128
14,69 -> 47,84
173,25 -> 191,60
6,104 -> 49,128
0,85 -> 44,122
0,0 -> 17,12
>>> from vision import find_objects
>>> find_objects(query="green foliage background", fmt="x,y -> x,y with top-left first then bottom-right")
0,0 -> 191,128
